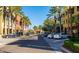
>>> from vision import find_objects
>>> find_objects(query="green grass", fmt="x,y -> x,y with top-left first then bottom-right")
64,40 -> 79,52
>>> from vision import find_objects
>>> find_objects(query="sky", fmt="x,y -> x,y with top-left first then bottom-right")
22,6 -> 50,29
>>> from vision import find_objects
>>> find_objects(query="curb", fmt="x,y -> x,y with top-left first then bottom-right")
61,47 -> 72,53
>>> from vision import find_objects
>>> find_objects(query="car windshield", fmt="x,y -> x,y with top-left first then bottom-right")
61,33 -> 67,35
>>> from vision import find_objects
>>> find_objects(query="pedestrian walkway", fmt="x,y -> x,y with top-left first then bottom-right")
0,37 -> 20,48
0,35 -> 37,48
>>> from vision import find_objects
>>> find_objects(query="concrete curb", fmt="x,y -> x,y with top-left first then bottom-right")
61,47 -> 72,53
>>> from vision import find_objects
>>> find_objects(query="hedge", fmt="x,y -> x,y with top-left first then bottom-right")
64,40 -> 79,52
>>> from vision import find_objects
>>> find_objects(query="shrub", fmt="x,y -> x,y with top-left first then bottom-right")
70,37 -> 79,42
64,40 -> 79,52
73,44 -> 79,52
64,40 -> 73,49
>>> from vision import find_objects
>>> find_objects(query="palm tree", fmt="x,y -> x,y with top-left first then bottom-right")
38,25 -> 42,30
9,6 -> 22,34
43,18 -> 55,32
33,26 -> 38,30
68,7 -> 79,37
0,6 -> 2,16
56,6 -> 64,33
68,7 -> 74,37
0,6 -> 8,35
0,6 -> 22,35
3,6 -> 7,35
22,15 -> 31,26
22,15 -> 31,33
47,7 -> 57,32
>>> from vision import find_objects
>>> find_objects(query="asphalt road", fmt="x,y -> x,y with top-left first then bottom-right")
0,35 -> 55,53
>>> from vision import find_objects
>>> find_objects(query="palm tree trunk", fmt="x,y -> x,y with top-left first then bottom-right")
8,15 -> 10,34
58,11 -> 62,33
9,7 -> 13,34
3,6 -> 6,35
54,16 -> 57,33
70,14 -> 73,37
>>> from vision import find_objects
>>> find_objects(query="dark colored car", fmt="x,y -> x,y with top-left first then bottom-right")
43,32 -> 50,37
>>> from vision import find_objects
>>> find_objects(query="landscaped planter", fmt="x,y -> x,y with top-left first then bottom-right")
64,40 -> 79,53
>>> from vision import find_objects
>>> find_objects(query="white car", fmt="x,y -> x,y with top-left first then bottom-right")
47,33 -> 61,39
53,33 -> 61,39
47,34 -> 52,39
53,33 -> 71,39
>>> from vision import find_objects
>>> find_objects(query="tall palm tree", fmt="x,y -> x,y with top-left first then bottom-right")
47,6 -> 64,33
22,15 -> 31,32
0,6 -> 22,35
3,6 -> 7,35
9,6 -> 22,34
68,7 -> 74,36
68,7 -> 79,37
56,6 -> 64,33
47,7 -> 58,32
43,18 -> 55,32
0,6 -> 8,35
47,7 -> 57,18
0,6 -> 2,16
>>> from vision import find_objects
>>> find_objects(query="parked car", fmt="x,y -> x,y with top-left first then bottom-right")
47,32 -> 72,39
53,32 -> 72,39
47,33 -> 54,39
60,33 -> 71,39
47,34 -> 52,39
53,33 -> 61,39
43,32 -> 50,37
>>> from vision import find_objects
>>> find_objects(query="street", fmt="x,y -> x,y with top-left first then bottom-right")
44,37 -> 66,52
0,35 -> 66,53
0,35 -> 53,53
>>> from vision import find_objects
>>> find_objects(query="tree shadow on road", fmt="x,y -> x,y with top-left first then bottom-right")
7,35 -> 53,51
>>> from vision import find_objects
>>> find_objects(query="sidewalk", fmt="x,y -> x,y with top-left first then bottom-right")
0,37 -> 20,48
0,34 -> 38,48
